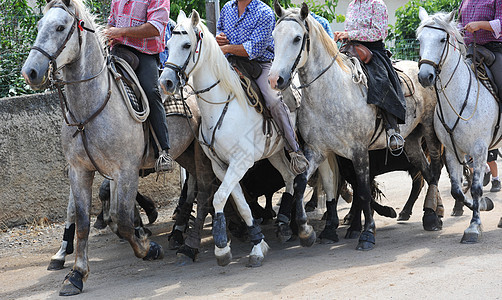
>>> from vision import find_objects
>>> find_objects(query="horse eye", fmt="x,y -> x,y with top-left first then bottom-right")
56,25 -> 65,32
183,43 -> 191,49
293,36 -> 301,43
440,38 -> 446,43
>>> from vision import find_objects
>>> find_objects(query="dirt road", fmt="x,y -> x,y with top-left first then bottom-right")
1,169 -> 502,299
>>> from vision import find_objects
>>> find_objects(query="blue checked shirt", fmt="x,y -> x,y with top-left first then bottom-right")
216,0 -> 275,61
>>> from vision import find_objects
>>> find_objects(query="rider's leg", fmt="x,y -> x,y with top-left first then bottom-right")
382,110 -> 404,152
256,62 -> 308,174
134,49 -> 173,173
486,43 -> 502,101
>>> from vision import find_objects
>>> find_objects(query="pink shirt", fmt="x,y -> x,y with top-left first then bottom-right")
345,0 -> 388,42
108,0 -> 170,54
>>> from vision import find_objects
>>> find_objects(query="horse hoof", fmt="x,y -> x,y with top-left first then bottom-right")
342,213 -> 353,225
345,230 -> 360,239
60,269 -> 83,296
59,281 -> 82,296
319,225 -> 339,244
47,259 -> 65,271
480,197 -> 494,211
304,200 -> 317,212
356,231 -> 375,251
299,227 -> 316,247
422,211 -> 442,231
216,251 -> 232,266
147,209 -> 158,224
168,230 -> 184,250
397,211 -> 411,221
143,241 -> 164,261
176,253 -> 195,266
461,232 -> 480,244
276,223 -> 293,243
451,209 -> 464,217
93,218 -> 107,230
246,255 -> 264,267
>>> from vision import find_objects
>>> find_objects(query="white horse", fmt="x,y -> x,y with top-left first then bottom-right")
417,8 -> 496,243
270,2 -> 444,250
159,11 -> 324,267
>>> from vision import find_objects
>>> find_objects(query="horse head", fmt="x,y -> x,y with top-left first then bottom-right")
269,1 -> 310,91
159,10 -> 204,94
416,7 -> 460,87
22,0 -> 95,89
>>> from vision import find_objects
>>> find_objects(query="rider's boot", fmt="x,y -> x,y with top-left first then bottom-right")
383,110 -> 404,154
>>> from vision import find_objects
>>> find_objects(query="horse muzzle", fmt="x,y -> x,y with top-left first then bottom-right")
269,71 -> 291,91
158,70 -> 179,95
417,65 -> 436,88
21,61 -> 50,90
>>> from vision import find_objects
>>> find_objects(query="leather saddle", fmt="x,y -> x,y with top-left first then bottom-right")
340,42 -> 373,64
227,56 -> 273,120
466,44 -> 499,99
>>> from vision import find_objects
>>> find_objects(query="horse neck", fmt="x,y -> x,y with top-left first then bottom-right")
62,32 -> 109,120
191,66 -> 234,118
437,45 -> 471,96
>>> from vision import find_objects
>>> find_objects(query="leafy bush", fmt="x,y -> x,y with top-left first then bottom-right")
387,0 -> 461,60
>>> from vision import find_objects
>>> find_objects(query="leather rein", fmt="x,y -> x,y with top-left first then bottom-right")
31,4 -> 113,180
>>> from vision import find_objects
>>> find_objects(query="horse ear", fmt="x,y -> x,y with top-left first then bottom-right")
418,7 -> 428,22
274,0 -> 286,18
445,11 -> 456,23
300,2 -> 309,20
191,10 -> 200,27
177,10 -> 187,24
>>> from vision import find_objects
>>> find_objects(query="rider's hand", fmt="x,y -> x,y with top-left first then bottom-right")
216,33 -> 229,46
464,21 -> 491,33
103,27 -> 124,40
334,31 -> 349,42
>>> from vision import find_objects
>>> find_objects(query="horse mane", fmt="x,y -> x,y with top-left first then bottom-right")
417,11 -> 466,57
176,15 -> 251,111
45,0 -> 105,49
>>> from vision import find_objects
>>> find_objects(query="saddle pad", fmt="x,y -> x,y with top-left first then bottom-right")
394,66 -> 414,98
163,92 -> 190,117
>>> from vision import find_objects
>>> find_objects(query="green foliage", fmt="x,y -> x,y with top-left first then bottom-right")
297,0 -> 344,23
84,0 -> 111,24
387,0 -> 461,61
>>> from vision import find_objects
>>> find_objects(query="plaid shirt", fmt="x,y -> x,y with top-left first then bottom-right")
216,0 -> 275,61
108,0 -> 170,54
459,0 -> 502,45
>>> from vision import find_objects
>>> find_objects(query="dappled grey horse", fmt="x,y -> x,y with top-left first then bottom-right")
21,0 -> 214,295
417,8 -> 496,243
270,2 -> 444,250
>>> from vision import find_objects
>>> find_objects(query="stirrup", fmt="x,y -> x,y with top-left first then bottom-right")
155,150 -> 174,173
387,133 -> 404,156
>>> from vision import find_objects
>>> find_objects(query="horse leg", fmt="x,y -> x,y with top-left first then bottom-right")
136,192 -> 157,225
352,152 -> 375,251
304,171 -> 319,212
462,148 -> 491,244
397,168 -> 424,221
59,168 -> 94,296
169,174 -> 197,250
318,156 -> 340,243
110,174 -> 163,260
211,159 -> 253,266
177,143 -> 215,265
48,188 -> 76,271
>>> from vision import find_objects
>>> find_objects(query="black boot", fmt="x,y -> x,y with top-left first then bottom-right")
382,110 -> 404,154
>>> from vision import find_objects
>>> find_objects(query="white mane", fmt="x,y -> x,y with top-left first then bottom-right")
176,15 -> 250,110
417,11 -> 466,57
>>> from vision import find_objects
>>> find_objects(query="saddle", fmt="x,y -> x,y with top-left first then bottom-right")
227,56 -> 273,121
109,46 -> 144,111
340,42 -> 373,64
466,44 -> 499,100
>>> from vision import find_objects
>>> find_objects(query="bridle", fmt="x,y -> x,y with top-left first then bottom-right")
30,3 -> 115,180
275,14 -> 338,90
163,26 -> 204,88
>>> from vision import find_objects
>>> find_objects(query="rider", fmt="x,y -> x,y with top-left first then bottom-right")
459,0 -> 502,102
104,0 -> 174,173
334,0 -> 406,152
216,0 -> 309,175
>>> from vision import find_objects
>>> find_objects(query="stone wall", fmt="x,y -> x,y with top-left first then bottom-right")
0,93 -> 180,228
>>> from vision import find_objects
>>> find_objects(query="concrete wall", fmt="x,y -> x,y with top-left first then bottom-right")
0,93 -> 180,228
